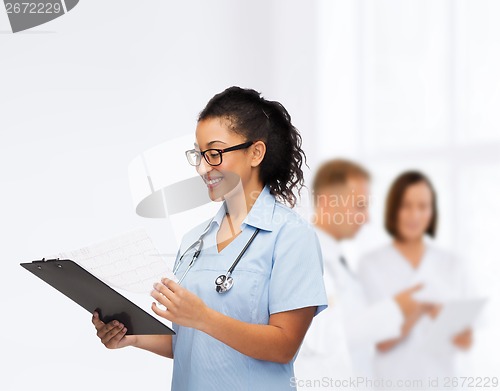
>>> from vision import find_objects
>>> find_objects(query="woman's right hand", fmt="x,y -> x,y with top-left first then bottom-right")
92,311 -> 137,349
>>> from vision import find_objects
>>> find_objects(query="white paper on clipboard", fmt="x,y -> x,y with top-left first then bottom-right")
50,228 -> 179,294
422,298 -> 487,354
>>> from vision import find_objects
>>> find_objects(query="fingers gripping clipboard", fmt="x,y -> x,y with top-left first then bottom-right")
21,259 -> 175,335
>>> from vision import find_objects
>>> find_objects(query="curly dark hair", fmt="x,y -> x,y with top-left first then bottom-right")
198,86 -> 306,208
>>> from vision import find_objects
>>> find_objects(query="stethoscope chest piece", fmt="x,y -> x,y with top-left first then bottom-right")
215,274 -> 234,293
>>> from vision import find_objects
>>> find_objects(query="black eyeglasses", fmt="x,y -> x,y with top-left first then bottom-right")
185,141 -> 254,167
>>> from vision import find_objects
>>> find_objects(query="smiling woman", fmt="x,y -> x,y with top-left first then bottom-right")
196,87 -> 306,208
91,86 -> 328,391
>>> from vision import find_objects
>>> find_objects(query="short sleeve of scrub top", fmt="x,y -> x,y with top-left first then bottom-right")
170,185 -> 328,391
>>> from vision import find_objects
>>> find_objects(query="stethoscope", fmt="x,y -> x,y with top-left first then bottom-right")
172,207 -> 260,294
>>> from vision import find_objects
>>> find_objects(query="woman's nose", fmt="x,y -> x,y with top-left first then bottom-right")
196,158 -> 212,176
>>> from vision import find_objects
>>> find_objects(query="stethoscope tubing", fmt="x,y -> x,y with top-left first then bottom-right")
226,228 -> 260,275
172,220 -> 260,291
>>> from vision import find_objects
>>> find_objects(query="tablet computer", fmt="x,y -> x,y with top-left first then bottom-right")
21,259 -> 174,335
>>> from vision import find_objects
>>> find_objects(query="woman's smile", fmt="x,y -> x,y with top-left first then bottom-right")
204,175 -> 223,189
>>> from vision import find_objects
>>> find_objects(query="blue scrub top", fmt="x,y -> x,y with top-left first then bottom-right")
171,185 -> 328,391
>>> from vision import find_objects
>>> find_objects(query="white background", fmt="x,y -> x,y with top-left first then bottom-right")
1,1 -> 499,390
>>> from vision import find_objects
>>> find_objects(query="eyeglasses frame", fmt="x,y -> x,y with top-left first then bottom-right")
185,140 -> 254,167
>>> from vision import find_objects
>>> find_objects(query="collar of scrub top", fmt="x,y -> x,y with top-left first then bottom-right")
211,184 -> 276,233
174,185 -> 276,285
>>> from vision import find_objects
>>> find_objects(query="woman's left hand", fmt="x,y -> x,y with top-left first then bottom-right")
151,278 -> 210,329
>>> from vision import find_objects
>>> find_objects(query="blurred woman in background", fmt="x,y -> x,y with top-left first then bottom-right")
358,171 -> 473,382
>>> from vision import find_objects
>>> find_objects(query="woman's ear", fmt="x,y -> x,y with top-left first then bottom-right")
250,141 -> 266,167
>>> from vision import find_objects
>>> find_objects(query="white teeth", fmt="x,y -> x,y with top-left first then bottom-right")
207,178 -> 222,185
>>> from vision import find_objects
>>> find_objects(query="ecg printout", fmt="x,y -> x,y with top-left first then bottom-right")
50,229 -> 178,294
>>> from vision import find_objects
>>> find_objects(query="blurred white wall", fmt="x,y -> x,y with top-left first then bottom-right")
1,1 -> 498,390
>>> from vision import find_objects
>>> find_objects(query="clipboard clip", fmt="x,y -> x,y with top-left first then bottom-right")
33,258 -> 62,269
33,258 -> 60,263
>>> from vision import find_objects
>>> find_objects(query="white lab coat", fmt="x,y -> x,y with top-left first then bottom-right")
358,242 -> 468,382
294,228 -> 404,389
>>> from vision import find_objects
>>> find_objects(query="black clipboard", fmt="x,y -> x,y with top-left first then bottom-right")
21,259 -> 175,335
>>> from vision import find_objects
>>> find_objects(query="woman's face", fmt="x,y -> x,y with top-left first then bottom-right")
194,117 -> 254,201
396,181 -> 434,241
